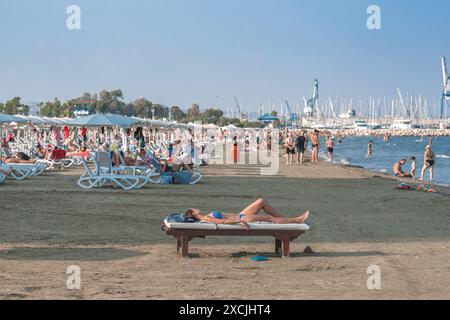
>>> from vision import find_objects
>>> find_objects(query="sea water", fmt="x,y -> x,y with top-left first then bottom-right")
319,136 -> 450,186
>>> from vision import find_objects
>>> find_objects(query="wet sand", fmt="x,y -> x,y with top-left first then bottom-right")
0,157 -> 450,299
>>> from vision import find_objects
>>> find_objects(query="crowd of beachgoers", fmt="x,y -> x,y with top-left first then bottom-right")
1,112 -> 449,189
314,128 -> 450,137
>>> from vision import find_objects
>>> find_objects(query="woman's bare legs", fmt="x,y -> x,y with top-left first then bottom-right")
242,211 -> 310,224
419,165 -> 427,181
5,158 -> 35,164
240,198 -> 284,218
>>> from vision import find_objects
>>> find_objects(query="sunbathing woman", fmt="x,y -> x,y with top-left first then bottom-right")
184,198 -> 310,230
2,152 -> 36,164
122,149 -> 147,167
34,145 -> 49,159
66,146 -> 90,160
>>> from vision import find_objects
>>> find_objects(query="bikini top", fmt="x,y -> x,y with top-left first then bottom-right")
208,211 -> 223,219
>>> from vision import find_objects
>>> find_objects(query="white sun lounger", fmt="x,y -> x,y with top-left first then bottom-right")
0,163 -> 45,180
163,219 -> 311,258
77,157 -> 148,190
0,173 -> 6,185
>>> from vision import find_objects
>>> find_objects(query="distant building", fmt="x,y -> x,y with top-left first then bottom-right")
73,100 -> 95,117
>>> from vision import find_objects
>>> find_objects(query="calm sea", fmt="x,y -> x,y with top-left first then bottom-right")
319,136 -> 450,186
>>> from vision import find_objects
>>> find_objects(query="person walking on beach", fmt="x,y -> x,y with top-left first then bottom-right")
410,156 -> 417,179
326,136 -> 334,162
366,140 -> 373,159
285,133 -> 295,166
419,145 -> 436,182
295,131 -> 307,165
310,130 -> 320,163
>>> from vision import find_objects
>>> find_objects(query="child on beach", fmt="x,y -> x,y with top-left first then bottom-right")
410,156 -> 417,178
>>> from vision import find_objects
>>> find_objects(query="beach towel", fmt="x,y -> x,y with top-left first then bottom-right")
251,255 -> 269,262
166,213 -> 195,224
396,183 -> 436,193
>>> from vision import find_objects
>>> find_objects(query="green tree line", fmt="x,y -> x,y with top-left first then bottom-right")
1,89 -> 263,127
0,97 -> 30,115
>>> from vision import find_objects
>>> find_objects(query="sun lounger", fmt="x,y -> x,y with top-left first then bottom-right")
162,219 -> 311,258
117,151 -> 149,175
147,156 -> 202,185
77,157 -> 148,190
33,149 -> 74,170
0,173 -> 6,185
0,163 -> 45,180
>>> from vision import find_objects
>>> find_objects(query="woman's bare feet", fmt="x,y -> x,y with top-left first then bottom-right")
296,211 -> 310,224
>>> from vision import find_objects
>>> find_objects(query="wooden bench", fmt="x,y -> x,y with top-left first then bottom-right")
162,224 -> 308,258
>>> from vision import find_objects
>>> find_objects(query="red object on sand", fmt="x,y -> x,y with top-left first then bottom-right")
233,144 -> 238,163
51,149 -> 67,160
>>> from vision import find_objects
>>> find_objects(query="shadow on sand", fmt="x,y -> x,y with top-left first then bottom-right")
230,250 -> 386,259
0,247 -> 147,262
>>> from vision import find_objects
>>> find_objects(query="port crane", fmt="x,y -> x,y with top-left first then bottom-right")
284,100 -> 298,127
441,57 -> 450,119
303,79 -> 319,118
233,96 -> 245,121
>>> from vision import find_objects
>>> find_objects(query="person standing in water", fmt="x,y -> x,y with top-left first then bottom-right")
295,131 -> 307,165
310,130 -> 320,163
366,140 -> 373,159
326,136 -> 334,162
419,145 -> 436,182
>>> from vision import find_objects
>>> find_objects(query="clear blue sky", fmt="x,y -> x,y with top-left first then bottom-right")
0,0 -> 449,112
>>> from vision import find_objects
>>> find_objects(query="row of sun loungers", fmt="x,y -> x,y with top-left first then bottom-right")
76,151 -> 202,190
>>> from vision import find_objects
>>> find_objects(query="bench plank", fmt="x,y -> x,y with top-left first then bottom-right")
163,225 -> 306,258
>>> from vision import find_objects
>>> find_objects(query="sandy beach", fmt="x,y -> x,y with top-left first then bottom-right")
1,155 -> 450,300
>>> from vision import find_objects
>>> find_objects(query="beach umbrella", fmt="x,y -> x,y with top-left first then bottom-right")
69,113 -> 139,128
0,113 -> 28,124
68,114 -> 141,175
146,119 -> 169,128
42,117 -> 67,126
204,123 -> 218,129
225,124 -> 238,130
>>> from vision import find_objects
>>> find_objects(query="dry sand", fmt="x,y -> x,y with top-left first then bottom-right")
0,157 -> 450,299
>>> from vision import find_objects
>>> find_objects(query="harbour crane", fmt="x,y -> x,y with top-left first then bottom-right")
233,96 -> 244,121
303,79 -> 319,118
441,57 -> 450,119
284,100 -> 297,127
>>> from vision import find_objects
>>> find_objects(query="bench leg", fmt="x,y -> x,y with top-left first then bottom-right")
275,238 -> 282,254
181,236 -> 189,257
282,237 -> 290,258
176,237 -> 181,254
